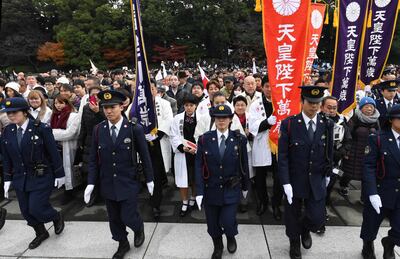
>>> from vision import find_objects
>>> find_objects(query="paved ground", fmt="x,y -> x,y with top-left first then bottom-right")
0,175 -> 398,258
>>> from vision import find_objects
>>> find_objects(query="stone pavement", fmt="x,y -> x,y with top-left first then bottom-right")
0,220 -> 399,259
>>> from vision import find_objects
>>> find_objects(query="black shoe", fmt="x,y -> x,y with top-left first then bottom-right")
134,229 -> 145,248
29,224 -> 49,249
239,203 -> 248,213
179,203 -> 189,217
227,236 -> 237,254
272,206 -> 282,221
53,213 -> 65,235
256,202 -> 268,216
289,238 -> 302,259
153,207 -> 161,222
211,236 -> 223,259
112,239 -> 130,259
301,231 -> 312,249
362,240 -> 376,259
0,208 -> 7,230
316,225 -> 326,235
381,237 -> 395,259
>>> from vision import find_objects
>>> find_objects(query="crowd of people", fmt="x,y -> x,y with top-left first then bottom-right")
0,64 -> 399,259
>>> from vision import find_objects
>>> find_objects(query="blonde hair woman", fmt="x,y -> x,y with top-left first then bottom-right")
27,90 -> 52,124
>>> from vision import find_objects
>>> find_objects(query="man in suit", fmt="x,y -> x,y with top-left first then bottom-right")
195,104 -> 249,259
278,86 -> 334,259
361,104 -> 400,259
84,90 -> 154,259
375,80 -> 399,128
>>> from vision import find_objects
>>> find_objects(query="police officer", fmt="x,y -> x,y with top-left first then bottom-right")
84,90 -> 154,259
1,97 -> 65,248
375,80 -> 399,127
195,104 -> 249,259
360,104 -> 400,259
278,86 -> 333,259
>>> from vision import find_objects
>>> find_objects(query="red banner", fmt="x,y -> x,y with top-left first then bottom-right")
303,3 -> 326,85
262,0 -> 311,153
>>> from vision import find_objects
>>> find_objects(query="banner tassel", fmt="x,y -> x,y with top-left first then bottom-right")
324,7 -> 329,25
255,0 -> 262,12
333,8 -> 339,28
367,9 -> 372,28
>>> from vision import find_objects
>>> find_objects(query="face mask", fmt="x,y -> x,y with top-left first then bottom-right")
234,90 -> 242,96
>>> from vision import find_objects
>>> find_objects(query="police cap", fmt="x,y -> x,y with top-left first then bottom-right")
388,104 -> 400,119
377,80 -> 399,91
1,97 -> 30,112
211,104 -> 234,118
98,90 -> 126,107
299,85 -> 327,103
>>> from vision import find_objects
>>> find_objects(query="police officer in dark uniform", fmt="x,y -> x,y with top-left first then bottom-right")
84,90 -> 154,259
1,97 -> 65,248
361,104 -> 400,259
278,86 -> 334,259
195,104 -> 249,259
375,80 -> 399,127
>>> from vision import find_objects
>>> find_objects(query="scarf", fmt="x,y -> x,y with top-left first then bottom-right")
355,108 -> 380,124
51,106 -> 72,129
236,113 -> 246,126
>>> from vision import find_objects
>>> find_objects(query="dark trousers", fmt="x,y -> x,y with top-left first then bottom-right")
284,196 -> 326,239
204,203 -> 238,238
105,198 -> 144,242
148,139 -> 165,209
361,202 -> 400,246
254,155 -> 283,207
326,174 -> 339,204
15,188 -> 58,227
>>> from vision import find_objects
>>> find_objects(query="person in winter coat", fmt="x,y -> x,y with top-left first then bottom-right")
50,95 -> 80,204
76,86 -> 104,207
27,90 -> 52,125
339,97 -> 380,197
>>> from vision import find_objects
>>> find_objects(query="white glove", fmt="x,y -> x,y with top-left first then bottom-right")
332,168 -> 340,175
326,177 -> 330,187
147,181 -> 154,196
4,181 -> 11,199
145,134 -> 157,142
196,195 -> 203,210
54,177 -> 65,189
369,194 -> 382,214
283,184 -> 293,205
84,185 -> 95,204
242,190 -> 248,199
267,115 -> 277,126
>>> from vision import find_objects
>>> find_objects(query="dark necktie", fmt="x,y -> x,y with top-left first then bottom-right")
219,135 -> 226,159
388,102 -> 393,111
307,121 -> 315,141
17,127 -> 23,148
111,125 -> 117,144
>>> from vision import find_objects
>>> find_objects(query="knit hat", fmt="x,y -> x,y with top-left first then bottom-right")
359,97 -> 376,109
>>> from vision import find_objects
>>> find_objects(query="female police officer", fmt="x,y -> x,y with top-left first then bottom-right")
195,104 -> 249,259
1,97 -> 65,249
361,104 -> 400,259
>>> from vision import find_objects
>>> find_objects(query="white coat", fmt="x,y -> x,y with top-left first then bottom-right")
155,96 -> 173,172
236,112 -> 255,178
239,91 -> 263,112
248,99 -> 272,167
52,112 -> 80,190
196,97 -> 211,117
29,107 -> 52,125
169,112 -> 197,188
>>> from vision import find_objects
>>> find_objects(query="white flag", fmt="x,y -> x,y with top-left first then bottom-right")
89,59 -> 98,75
161,61 -> 167,78
155,70 -> 163,81
252,58 -> 257,74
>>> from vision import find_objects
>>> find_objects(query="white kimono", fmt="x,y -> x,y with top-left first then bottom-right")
52,112 -> 80,190
169,112 -> 197,188
155,96 -> 173,172
248,99 -> 272,167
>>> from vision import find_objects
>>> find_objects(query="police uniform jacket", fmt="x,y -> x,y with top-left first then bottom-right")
195,130 -> 249,206
278,113 -> 334,200
1,120 -> 65,192
364,130 -> 400,209
88,118 -> 154,201
375,98 -> 399,127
